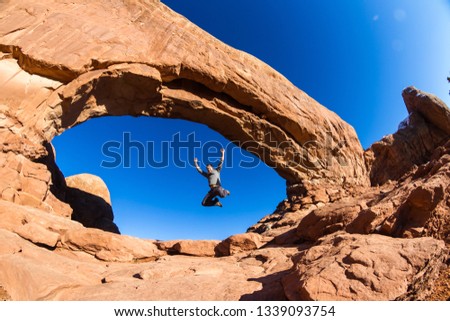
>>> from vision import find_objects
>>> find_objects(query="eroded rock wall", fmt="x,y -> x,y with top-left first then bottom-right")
367,86 -> 450,186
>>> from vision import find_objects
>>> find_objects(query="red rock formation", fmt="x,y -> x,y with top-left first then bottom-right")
283,233 -> 446,300
171,240 -> 220,257
215,233 -> 268,256
65,173 -> 120,234
253,88 -> 450,301
366,86 -> 449,186
0,0 -> 448,301
292,97 -> 450,243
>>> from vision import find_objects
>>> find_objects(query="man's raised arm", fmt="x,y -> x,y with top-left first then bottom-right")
194,157 -> 205,176
217,148 -> 225,171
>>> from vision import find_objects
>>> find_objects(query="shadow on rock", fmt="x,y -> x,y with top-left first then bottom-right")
240,270 -> 290,301
65,186 -> 120,234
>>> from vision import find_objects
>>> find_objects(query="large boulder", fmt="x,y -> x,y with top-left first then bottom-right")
171,240 -> 221,257
65,173 -> 119,234
215,233 -> 267,256
283,233 -> 447,300
366,86 -> 450,186
403,86 -> 450,135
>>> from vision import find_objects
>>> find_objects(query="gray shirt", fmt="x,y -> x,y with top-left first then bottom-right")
196,161 -> 223,186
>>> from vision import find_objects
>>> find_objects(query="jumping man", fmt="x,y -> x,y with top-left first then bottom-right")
194,148 -> 230,207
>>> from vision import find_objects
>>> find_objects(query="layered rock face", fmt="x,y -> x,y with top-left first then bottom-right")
250,86 -> 450,300
367,87 -> 450,186
0,0 -> 449,301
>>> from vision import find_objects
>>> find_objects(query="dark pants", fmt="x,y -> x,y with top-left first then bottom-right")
202,186 -> 228,206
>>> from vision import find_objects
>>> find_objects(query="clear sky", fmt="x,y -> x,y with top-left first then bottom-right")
52,0 -> 450,241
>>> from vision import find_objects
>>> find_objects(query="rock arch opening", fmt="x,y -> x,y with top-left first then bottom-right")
51,115 -> 286,239
0,55 -> 370,241
38,62 -> 367,186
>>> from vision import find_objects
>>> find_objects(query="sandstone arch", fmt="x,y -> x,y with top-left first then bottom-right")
1,0 -> 449,303
0,0 -> 368,218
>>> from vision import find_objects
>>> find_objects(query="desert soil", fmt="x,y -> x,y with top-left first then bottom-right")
426,263 -> 450,301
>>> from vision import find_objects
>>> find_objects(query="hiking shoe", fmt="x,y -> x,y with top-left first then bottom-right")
216,201 -> 223,207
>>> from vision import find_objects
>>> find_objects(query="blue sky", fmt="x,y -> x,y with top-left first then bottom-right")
52,0 -> 450,241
